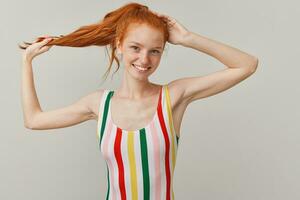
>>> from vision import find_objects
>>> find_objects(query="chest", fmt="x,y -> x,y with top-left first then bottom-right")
110,96 -> 159,131
94,87 -> 187,139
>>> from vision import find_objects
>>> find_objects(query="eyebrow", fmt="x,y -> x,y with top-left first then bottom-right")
129,41 -> 163,49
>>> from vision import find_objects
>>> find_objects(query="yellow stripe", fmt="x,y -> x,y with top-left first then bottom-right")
172,189 -> 175,200
128,131 -> 138,200
165,85 -> 177,172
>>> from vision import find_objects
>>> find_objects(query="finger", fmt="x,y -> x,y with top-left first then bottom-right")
39,45 -> 52,53
152,11 -> 170,21
152,11 -> 162,17
35,35 -> 52,43
157,13 -> 171,20
38,35 -> 51,39
168,19 -> 177,26
37,38 -> 53,47
162,16 -> 174,25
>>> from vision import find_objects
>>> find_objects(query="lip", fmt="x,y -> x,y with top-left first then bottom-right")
132,64 -> 151,72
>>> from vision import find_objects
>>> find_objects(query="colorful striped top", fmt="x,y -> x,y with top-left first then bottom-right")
97,84 -> 180,200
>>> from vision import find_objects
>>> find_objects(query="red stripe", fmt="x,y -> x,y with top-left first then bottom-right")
157,88 -> 171,200
114,128 -> 126,200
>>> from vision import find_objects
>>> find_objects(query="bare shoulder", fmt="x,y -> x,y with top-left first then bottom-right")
85,89 -> 105,121
166,80 -> 189,108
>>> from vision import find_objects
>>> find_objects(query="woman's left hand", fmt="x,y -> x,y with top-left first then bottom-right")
153,12 -> 190,45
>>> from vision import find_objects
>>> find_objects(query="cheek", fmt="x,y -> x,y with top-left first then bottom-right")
122,53 -> 162,66
122,56 -> 135,68
153,57 -> 162,64
123,54 -> 136,63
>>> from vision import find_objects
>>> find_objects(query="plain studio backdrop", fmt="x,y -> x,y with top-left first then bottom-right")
1,0 -> 299,199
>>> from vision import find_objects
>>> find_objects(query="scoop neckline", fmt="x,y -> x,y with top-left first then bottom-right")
108,85 -> 163,133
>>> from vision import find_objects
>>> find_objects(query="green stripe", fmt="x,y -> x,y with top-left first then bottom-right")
139,128 -> 150,200
100,91 -> 114,145
105,164 -> 110,200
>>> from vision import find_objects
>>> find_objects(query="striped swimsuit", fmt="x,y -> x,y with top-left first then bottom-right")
97,84 -> 180,200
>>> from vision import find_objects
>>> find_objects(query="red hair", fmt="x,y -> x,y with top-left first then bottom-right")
18,2 -> 169,82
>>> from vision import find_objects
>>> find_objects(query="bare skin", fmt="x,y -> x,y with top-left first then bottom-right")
89,82 -> 188,137
21,13 -> 258,139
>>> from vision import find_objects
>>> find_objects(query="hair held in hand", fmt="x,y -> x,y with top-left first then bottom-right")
18,2 -> 170,81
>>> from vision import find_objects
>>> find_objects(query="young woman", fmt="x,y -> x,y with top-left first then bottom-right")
19,2 -> 258,200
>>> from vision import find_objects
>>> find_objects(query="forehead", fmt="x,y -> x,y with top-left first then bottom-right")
123,23 -> 164,47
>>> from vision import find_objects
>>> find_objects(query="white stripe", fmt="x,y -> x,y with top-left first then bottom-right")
97,90 -> 109,146
102,119 -> 115,200
151,117 -> 162,200
153,112 -> 166,199
108,126 -> 121,200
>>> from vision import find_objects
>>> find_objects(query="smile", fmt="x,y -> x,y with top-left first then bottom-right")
132,64 -> 151,72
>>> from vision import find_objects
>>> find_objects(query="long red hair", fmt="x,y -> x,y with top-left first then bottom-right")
18,2 -> 169,82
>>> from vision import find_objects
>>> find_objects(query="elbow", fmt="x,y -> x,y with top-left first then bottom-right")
24,121 -> 35,130
24,117 -> 32,129
247,57 -> 259,74
24,111 -> 42,130
24,116 -> 38,130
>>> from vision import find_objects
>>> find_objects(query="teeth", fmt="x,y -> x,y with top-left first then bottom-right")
132,64 -> 150,71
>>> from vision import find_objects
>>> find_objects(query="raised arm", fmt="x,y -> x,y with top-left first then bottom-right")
156,14 -> 258,104
20,37 -> 101,130
170,31 -> 258,104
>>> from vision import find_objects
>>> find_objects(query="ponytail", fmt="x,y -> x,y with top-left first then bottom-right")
18,2 -> 168,83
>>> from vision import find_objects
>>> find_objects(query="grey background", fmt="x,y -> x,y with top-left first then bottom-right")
1,0 -> 299,199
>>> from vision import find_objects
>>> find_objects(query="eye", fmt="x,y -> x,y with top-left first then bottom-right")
130,46 -> 139,51
151,50 -> 161,54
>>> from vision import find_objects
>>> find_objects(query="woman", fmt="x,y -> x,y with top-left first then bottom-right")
19,2 -> 258,200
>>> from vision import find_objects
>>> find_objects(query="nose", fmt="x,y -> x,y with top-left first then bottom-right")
140,51 -> 150,65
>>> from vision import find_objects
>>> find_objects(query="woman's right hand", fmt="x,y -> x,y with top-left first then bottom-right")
22,37 -> 54,62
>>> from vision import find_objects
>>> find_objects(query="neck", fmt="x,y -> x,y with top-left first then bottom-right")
116,71 -> 157,99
